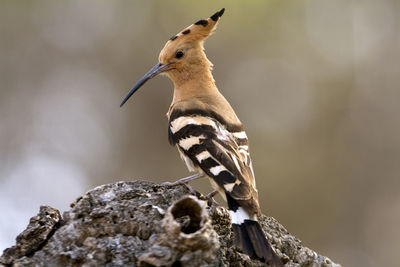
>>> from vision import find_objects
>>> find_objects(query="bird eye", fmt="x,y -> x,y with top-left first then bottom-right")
175,51 -> 184,59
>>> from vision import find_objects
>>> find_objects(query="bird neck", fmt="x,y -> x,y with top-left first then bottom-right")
170,67 -> 217,103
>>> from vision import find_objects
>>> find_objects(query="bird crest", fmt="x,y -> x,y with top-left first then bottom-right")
166,8 -> 225,44
157,8 -> 225,88
120,8 -> 225,107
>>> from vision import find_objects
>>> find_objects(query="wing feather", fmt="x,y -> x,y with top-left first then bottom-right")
169,115 -> 260,214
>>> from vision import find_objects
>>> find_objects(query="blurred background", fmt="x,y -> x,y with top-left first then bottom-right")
1,0 -> 399,266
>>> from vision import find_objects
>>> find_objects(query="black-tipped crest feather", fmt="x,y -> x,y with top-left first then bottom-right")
210,8 -> 225,21
194,19 -> 208,26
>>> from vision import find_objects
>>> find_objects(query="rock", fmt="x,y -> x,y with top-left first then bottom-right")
0,206 -> 61,265
139,195 -> 219,266
0,180 -> 341,267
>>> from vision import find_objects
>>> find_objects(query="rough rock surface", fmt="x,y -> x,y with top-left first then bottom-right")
0,180 -> 341,267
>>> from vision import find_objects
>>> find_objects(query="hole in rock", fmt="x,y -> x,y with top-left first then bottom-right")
171,197 -> 203,234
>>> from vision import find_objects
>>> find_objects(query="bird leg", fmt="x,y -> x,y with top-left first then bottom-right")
161,173 -> 204,187
195,190 -> 219,206
160,173 -> 205,195
202,190 -> 219,207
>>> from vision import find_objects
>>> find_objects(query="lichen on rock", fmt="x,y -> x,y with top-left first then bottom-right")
0,206 -> 61,265
0,180 -> 341,267
139,196 -> 219,266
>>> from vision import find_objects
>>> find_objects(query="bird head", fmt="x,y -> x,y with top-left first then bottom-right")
120,8 -> 225,107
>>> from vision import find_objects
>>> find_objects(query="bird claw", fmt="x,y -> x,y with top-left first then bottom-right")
160,174 -> 218,206
206,197 -> 219,207
198,190 -> 219,207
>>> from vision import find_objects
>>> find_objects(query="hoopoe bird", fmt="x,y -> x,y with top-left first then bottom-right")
120,8 -> 282,266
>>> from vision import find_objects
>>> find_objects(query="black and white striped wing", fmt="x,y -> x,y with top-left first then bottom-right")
168,113 -> 258,211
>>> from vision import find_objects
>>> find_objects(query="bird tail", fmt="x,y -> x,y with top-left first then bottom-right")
227,195 -> 282,266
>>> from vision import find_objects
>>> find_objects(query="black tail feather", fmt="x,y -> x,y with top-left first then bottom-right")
232,220 -> 282,266
227,193 -> 282,266
232,223 -> 256,258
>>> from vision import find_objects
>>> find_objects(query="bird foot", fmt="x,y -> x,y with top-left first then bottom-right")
198,190 -> 219,207
160,173 -> 218,206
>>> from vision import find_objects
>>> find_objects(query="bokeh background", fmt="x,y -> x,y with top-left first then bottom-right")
1,1 -> 399,266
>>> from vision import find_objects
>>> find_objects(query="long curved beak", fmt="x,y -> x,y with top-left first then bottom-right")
120,62 -> 171,107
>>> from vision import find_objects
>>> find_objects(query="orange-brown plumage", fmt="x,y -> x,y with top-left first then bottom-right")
120,8 -> 282,266
158,14 -> 219,102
